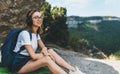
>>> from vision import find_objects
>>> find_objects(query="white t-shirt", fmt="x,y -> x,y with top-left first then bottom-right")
13,30 -> 41,56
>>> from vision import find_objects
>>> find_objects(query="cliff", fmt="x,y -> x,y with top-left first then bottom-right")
0,0 -> 44,27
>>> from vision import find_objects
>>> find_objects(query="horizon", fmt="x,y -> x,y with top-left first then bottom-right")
67,15 -> 120,18
46,0 -> 120,17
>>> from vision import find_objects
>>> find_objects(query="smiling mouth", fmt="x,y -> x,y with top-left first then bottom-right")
37,21 -> 42,24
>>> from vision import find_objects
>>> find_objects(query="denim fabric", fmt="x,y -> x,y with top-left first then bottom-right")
11,54 -> 31,73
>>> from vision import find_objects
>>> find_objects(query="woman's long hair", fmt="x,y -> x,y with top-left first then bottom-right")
24,10 -> 43,34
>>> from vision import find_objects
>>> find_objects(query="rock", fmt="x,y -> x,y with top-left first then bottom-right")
0,0 -> 45,43
92,51 -> 107,59
53,48 -> 120,74
0,0 -> 45,27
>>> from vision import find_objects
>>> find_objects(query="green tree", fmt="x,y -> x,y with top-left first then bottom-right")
49,7 -> 69,46
79,39 -> 89,51
68,35 -> 80,51
41,2 -> 52,34
41,3 -> 69,47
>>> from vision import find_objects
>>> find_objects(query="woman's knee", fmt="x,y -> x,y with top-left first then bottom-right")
43,56 -> 52,64
45,56 -> 51,60
48,48 -> 55,53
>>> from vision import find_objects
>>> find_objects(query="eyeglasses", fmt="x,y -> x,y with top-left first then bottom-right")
32,16 -> 43,20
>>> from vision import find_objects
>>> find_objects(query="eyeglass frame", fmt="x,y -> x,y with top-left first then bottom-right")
32,16 -> 43,20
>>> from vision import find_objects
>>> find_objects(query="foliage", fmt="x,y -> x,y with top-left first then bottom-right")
68,28 -> 89,51
41,2 -> 69,47
50,7 -> 68,46
41,1 -> 52,33
69,20 -> 120,55
79,39 -> 89,50
114,50 -> 120,60
68,34 -> 80,51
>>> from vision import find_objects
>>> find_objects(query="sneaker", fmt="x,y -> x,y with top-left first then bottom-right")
69,67 -> 85,74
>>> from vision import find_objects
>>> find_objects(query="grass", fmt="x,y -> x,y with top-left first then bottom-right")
108,54 -> 120,60
0,63 -> 51,74
116,56 -> 120,60
0,67 -> 11,74
112,50 -> 120,60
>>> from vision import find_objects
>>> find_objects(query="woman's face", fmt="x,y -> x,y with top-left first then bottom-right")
32,11 -> 43,27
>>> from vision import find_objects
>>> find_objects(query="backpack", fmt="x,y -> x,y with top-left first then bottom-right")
1,29 -> 32,69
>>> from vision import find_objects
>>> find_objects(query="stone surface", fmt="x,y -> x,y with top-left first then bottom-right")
0,0 -> 45,44
54,48 -> 120,74
0,48 -> 120,74
0,0 -> 44,27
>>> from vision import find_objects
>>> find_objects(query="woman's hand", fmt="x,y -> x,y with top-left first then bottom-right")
41,47 -> 49,56
41,47 -> 55,61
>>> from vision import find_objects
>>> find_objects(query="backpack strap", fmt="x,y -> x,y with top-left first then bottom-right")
28,30 -> 39,39
28,30 -> 32,40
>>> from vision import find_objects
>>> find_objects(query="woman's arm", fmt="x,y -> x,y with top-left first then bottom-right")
24,45 -> 40,60
37,39 -> 55,61
38,39 -> 46,49
38,39 -> 49,56
19,31 -> 42,60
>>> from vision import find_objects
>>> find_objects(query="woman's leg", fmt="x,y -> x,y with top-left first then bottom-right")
18,53 -> 67,74
48,49 -> 76,71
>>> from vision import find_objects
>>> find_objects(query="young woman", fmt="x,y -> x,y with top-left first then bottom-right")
12,10 -> 85,74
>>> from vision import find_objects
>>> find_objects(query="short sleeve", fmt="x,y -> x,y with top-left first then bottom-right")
19,31 -> 31,46
37,34 -> 41,40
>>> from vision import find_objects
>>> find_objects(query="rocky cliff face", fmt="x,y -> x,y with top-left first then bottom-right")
0,0 -> 44,43
0,0 -> 44,27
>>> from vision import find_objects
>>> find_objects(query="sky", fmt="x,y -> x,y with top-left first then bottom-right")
46,0 -> 120,17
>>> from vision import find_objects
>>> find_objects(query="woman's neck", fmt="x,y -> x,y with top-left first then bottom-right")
31,26 -> 38,34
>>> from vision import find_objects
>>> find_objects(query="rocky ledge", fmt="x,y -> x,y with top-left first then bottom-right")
54,48 -> 120,74
0,48 -> 120,74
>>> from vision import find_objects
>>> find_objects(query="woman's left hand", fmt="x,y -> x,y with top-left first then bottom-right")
41,47 -> 49,56
41,47 -> 55,61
